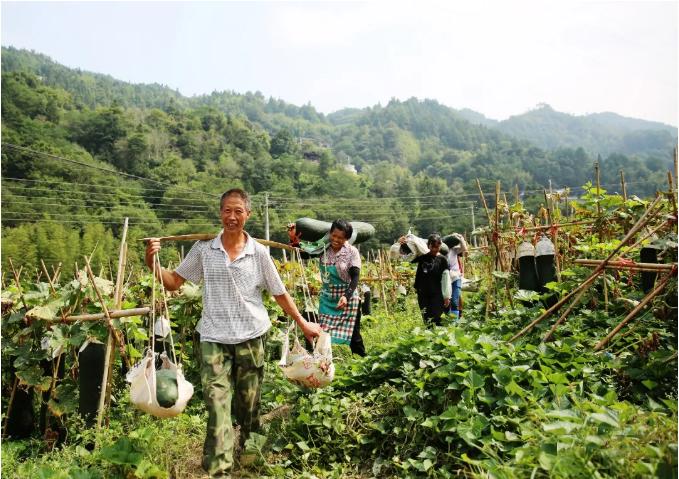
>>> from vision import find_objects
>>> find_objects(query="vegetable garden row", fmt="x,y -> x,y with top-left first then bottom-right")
1,181 -> 677,478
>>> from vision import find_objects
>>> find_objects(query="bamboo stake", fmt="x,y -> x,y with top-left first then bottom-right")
543,274 -> 599,342
543,190 -> 553,226
84,257 -> 115,431
103,219 -> 130,419
620,170 -> 627,202
52,263 -> 62,285
595,160 -> 602,217
8,258 -> 28,310
40,259 -> 57,295
476,178 -> 493,224
1,377 -> 19,438
594,269 -> 676,351
603,273 -> 609,314
574,259 -> 675,271
668,171 -> 678,219
494,181 -> 503,272
511,195 -> 663,342
378,251 -> 389,314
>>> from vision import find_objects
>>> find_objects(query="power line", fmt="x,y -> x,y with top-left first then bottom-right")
3,197 -> 218,213
2,211 -> 223,222
1,217 -> 220,227
3,143 -> 221,198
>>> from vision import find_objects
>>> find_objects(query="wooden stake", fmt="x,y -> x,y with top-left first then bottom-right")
668,170 -> 678,219
52,263 -> 62,285
8,258 -> 28,310
40,259 -> 57,295
594,269 -> 676,351
475,178 -> 493,224
543,275 -> 598,342
378,251 -> 389,314
620,170 -> 627,202
1,377 -> 19,438
84,257 -> 115,431
103,219 -> 130,418
574,259 -> 675,272
603,273 -> 609,314
595,160 -> 602,217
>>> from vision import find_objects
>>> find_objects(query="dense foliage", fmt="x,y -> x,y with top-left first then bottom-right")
2,46 -> 676,274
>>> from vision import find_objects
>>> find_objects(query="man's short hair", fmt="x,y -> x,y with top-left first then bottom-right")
221,188 -> 251,211
427,233 -> 442,246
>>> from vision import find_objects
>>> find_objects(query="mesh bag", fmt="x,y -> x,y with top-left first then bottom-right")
278,325 -> 334,388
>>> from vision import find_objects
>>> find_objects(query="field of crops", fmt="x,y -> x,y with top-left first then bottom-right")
1,186 -> 677,478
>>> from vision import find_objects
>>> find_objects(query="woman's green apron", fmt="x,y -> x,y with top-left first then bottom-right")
318,262 -> 359,344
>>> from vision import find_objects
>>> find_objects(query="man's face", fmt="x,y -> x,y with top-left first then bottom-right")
220,194 -> 251,233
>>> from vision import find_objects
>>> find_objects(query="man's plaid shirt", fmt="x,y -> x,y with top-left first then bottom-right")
175,231 -> 286,344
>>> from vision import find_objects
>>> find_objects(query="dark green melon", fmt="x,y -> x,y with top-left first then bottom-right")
294,217 -> 375,245
155,369 -> 178,408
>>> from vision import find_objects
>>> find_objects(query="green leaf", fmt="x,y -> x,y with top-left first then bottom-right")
134,459 -> 168,479
588,412 -> 619,428
296,441 -> 310,451
464,369 -> 485,389
505,381 -> 527,397
16,366 -> 52,391
543,421 -> 581,433
641,380 -> 657,390
99,438 -> 143,466
545,409 -> 581,421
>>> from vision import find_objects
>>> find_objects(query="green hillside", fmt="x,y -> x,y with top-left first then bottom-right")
1,46 -> 674,272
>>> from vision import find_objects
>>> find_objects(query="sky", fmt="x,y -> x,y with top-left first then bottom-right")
1,1 -> 677,126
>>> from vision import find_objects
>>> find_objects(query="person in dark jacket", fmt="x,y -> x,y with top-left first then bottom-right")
403,233 -> 451,327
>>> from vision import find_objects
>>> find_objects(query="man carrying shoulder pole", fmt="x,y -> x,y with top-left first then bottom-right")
145,188 -> 321,478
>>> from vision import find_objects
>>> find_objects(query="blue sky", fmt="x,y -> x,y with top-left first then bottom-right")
2,1 -> 677,125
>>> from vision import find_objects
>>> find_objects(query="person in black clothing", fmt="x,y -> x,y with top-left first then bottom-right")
403,233 -> 451,327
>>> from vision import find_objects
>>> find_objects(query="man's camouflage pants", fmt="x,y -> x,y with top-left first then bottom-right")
199,336 -> 265,477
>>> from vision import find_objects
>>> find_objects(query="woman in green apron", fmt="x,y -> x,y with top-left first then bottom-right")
318,219 -> 365,356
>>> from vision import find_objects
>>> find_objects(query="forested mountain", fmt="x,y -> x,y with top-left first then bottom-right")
1,46 -> 675,272
459,103 -> 676,158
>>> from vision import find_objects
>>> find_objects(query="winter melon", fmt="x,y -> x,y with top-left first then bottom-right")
294,217 -> 375,245
155,369 -> 178,408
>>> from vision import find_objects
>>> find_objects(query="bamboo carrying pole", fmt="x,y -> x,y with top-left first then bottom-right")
140,234 -> 295,251
594,269 -> 676,351
510,195 -> 664,342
